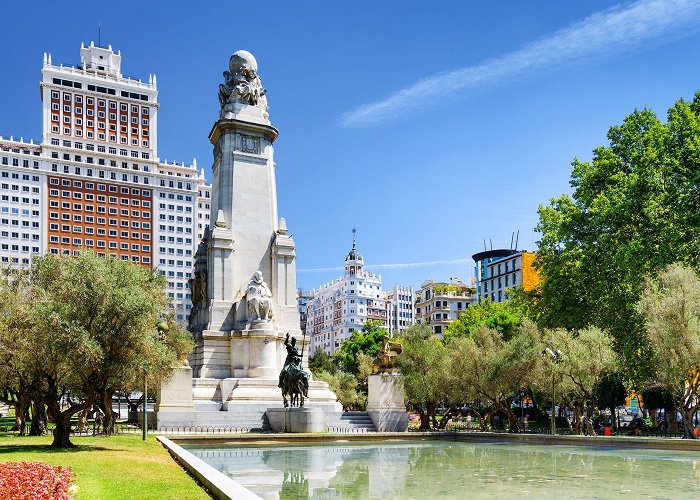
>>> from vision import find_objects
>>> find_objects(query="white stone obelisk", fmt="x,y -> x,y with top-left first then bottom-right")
157,50 -> 340,430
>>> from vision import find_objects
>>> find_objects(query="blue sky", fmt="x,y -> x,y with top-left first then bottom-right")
2,1 -> 700,291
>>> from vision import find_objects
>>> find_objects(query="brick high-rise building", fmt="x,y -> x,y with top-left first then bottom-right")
0,42 -> 211,322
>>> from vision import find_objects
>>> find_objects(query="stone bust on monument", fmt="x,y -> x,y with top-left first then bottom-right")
156,49 -> 341,431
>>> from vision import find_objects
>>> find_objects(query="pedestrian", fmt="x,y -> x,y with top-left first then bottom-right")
466,414 -> 472,429
524,415 -> 529,431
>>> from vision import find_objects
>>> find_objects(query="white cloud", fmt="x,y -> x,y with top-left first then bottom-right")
298,258 -> 469,273
339,0 -> 700,127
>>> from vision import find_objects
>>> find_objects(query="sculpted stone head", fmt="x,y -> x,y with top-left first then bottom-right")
253,270 -> 263,284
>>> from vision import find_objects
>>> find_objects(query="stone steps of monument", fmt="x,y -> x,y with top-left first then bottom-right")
337,411 -> 376,431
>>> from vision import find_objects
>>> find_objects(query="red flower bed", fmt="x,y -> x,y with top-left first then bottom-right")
0,461 -> 74,499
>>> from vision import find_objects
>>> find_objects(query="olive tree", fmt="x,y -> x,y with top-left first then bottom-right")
638,264 -> 700,439
1,252 -> 192,447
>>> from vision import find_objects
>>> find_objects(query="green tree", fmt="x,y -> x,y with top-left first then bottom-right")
535,94 -> 700,383
396,324 -> 449,430
640,384 -> 676,431
593,372 -> 627,428
444,298 -> 524,342
637,264 -> 700,438
333,321 -> 387,375
314,371 -> 366,410
308,350 -> 338,375
0,252 -> 192,447
455,320 -> 542,432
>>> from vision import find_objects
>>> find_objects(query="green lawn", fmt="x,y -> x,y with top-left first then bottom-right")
0,433 -> 210,499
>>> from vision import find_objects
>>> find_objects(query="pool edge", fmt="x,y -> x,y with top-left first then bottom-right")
157,435 -> 262,500
166,431 -> 700,451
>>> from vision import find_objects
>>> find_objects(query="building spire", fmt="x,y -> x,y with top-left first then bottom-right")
352,227 -> 356,250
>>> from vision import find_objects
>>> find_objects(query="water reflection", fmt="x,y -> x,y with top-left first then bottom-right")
186,440 -> 700,499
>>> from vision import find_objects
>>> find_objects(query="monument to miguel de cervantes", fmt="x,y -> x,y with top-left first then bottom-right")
156,50 -> 341,430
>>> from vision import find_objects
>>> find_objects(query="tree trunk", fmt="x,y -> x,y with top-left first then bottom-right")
418,408 -> 431,431
502,406 -> 520,433
51,413 -> 75,448
668,409 -> 678,433
438,406 -> 455,430
29,400 -> 47,436
100,391 -> 115,435
46,398 -> 89,448
77,409 -> 89,433
480,410 -> 491,432
679,407 -> 698,439
14,395 -> 28,435
583,406 -> 595,436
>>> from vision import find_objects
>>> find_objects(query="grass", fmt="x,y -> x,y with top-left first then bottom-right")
0,433 -> 210,499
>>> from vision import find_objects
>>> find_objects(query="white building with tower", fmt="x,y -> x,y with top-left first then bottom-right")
306,235 -> 387,356
305,234 -> 414,355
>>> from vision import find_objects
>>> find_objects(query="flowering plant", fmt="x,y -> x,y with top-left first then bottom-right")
0,461 -> 75,499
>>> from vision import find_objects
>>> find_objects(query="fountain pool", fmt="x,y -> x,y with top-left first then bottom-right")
183,438 -> 700,499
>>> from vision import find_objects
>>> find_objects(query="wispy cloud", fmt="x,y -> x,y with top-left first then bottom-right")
298,258 -> 469,273
339,0 -> 700,127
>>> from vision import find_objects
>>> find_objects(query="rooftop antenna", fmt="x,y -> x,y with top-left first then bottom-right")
490,239 -> 493,250
515,230 -> 520,251
483,239 -> 487,252
98,21 -> 101,47
510,231 -> 515,250
352,227 -> 357,250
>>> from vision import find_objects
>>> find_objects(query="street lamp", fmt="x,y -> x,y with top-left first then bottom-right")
543,347 -> 562,435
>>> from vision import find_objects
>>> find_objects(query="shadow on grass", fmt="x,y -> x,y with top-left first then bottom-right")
0,444 -> 121,454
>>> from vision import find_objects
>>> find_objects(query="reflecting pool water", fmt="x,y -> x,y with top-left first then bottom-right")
183,439 -> 700,499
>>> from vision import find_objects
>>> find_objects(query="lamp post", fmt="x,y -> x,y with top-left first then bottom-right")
142,373 -> 148,441
543,347 -> 562,435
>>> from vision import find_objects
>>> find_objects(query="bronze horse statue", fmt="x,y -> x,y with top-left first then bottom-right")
279,333 -> 310,408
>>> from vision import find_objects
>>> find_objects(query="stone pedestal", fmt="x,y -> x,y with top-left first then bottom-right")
366,372 -> 408,432
156,365 -> 195,412
267,407 -> 326,433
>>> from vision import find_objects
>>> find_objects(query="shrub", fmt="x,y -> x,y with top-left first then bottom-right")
0,461 -> 74,499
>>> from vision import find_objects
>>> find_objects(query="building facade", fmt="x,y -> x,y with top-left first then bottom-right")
306,241 -> 388,356
384,284 -> 415,336
0,42 -> 211,322
414,278 -> 476,336
481,250 -> 539,303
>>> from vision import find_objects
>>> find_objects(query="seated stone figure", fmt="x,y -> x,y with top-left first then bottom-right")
245,270 -> 273,322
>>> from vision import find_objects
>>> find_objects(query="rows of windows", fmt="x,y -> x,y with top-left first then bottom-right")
47,247 -> 150,264
1,156 -> 41,168
48,138 -> 151,159
0,218 -> 40,227
49,91 -> 150,144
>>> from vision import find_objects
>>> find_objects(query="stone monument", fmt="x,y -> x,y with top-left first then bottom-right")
366,337 -> 408,432
157,50 -> 341,430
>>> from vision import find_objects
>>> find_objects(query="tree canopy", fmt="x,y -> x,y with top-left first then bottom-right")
535,93 -> 700,382
332,320 -> 387,375
637,263 -> 700,438
0,252 -> 192,447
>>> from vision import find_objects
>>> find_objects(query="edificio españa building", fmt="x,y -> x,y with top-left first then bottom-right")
0,42 -> 211,321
